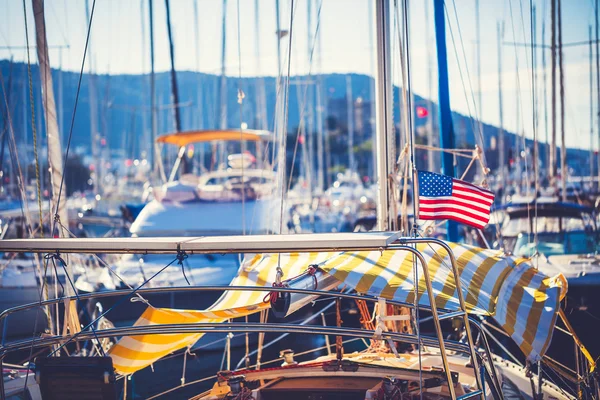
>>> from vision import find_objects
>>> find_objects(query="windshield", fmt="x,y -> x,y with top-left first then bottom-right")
502,215 -> 592,237
513,231 -> 596,257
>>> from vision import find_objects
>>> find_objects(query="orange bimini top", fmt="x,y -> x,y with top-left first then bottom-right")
156,129 -> 272,147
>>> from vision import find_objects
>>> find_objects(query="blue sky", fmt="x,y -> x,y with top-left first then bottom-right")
0,0 -> 596,150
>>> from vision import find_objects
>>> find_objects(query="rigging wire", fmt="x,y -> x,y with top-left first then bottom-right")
397,0 -> 423,396
277,0 -> 297,238
286,0 -> 324,195
22,255 -> 52,391
21,0 -> 44,237
51,0 -> 97,237
444,3 -> 505,246
507,0 -> 533,249
236,0 -> 246,236
448,0 -> 489,172
49,255 -> 181,357
530,0 -> 539,265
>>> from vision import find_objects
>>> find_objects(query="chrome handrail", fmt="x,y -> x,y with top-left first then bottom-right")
0,322 -> 474,357
0,239 -> 506,399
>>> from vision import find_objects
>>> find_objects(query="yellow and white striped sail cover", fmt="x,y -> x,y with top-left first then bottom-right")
108,242 -> 566,374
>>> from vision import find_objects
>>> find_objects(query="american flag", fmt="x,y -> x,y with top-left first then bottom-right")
417,170 -> 495,229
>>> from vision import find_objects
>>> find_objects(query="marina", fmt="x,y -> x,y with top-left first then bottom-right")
0,0 -> 599,399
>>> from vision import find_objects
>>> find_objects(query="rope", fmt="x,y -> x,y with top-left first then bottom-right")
176,251 -> 190,285
52,0 -> 97,237
236,0 -> 246,236
413,144 -> 474,156
276,0 -> 296,237
21,0 -> 44,236
45,252 -> 106,356
447,0 -> 489,170
507,0 -> 533,251
55,218 -> 151,305
22,255 -> 52,392
48,254 -> 180,357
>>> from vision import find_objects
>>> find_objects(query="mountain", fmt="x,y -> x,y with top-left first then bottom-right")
0,60 -> 591,189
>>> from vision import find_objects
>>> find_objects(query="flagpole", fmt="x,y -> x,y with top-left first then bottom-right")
433,0 -> 458,242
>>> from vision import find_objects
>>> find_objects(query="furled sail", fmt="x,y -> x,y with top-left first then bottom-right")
108,243 -> 566,375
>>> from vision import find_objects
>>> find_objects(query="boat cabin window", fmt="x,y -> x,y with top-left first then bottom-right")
502,215 -> 592,237
513,231 -> 596,257
204,175 -> 271,187
5,389 -> 33,400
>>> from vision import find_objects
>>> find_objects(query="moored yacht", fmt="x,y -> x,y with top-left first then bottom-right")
74,130 -> 282,321
495,198 -> 600,313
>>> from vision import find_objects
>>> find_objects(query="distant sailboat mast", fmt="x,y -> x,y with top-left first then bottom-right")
595,0 -> 600,189
31,0 -> 72,304
374,0 -> 393,230
218,0 -> 228,168
433,0 -> 458,241
193,0 -> 205,173
497,21 -> 505,199
85,0 -> 100,195
165,0 -> 187,180
346,75 -> 355,172
557,0 -> 566,201
424,0 -> 435,173
550,0 -> 557,191
590,25 -> 595,185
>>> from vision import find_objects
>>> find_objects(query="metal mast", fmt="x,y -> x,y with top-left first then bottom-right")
550,0 -> 557,190
31,0 -> 71,288
541,0 -> 549,182
149,0 -> 159,177
591,25 -> 595,185
219,0 -> 228,130
433,0 -> 458,241
85,0 -> 99,195
374,0 -> 393,231
193,0 -> 205,172
475,0 -> 483,177
425,0 -> 435,173
165,0 -> 186,179
315,1 -> 325,192
346,75 -> 355,172
557,0 -> 566,201
254,0 -> 268,131
165,0 -> 181,133
596,0 -> 600,188
497,21 -> 505,200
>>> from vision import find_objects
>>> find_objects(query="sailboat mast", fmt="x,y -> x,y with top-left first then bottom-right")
557,0 -> 566,201
315,4 -> 325,192
590,25 -> 595,186
550,0 -> 557,190
193,0 -> 205,172
596,0 -> 600,189
475,0 -> 483,177
254,0 -> 267,131
497,21 -> 505,200
85,0 -> 99,195
346,75 -> 355,172
165,0 -> 187,179
165,0 -> 181,133
374,0 -> 393,231
219,0 -> 228,131
275,0 -> 282,75
541,0 -> 549,184
149,0 -> 158,175
424,0 -> 434,173
31,0 -> 71,288
433,0 -> 458,241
